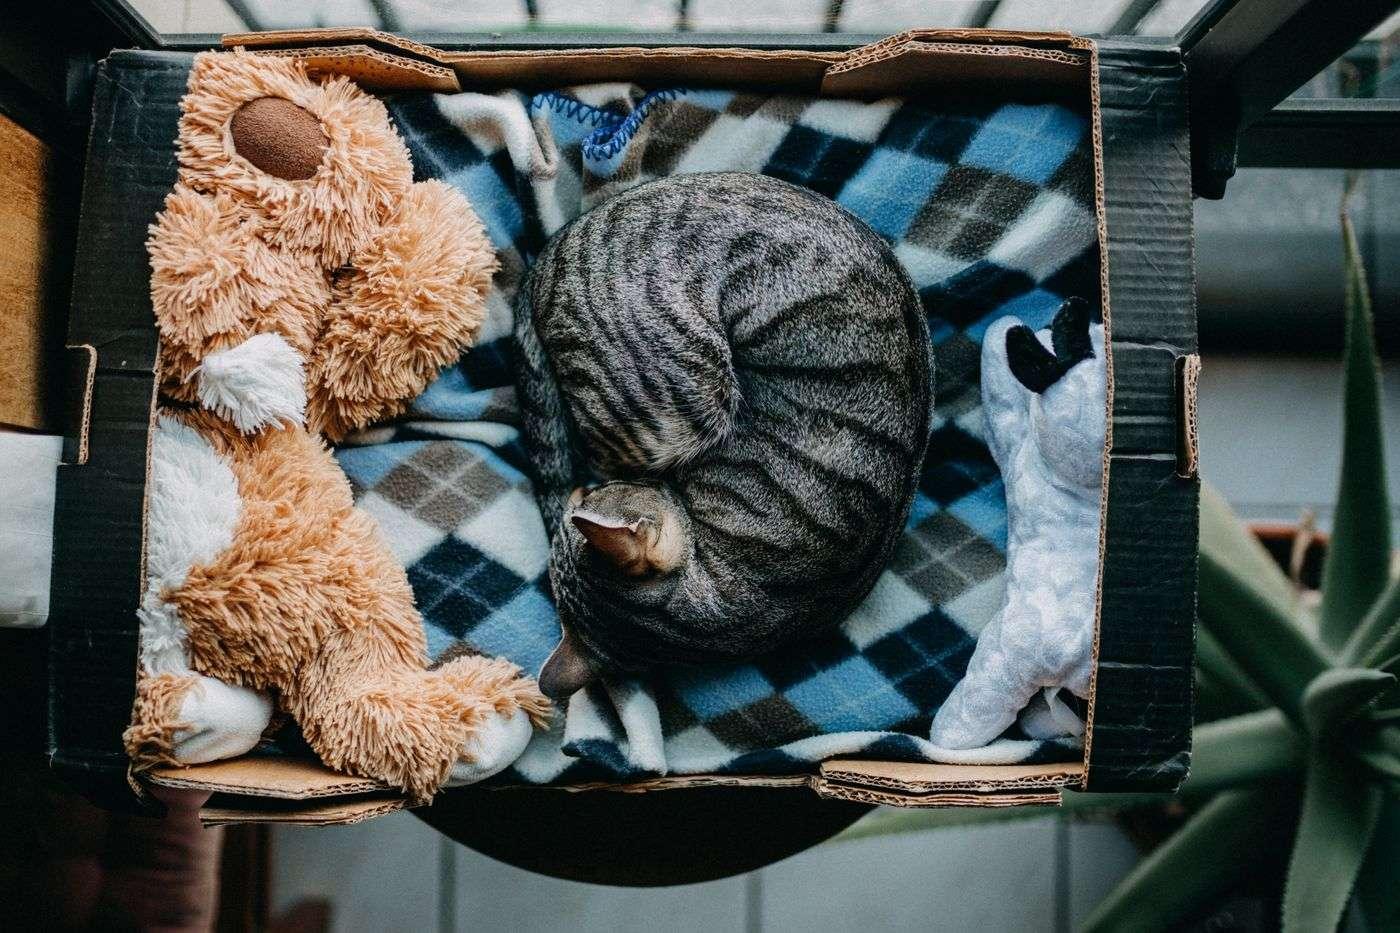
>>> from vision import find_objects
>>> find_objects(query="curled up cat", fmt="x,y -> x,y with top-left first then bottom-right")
514,172 -> 933,697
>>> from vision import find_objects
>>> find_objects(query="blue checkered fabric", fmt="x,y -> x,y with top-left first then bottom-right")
333,86 -> 1098,783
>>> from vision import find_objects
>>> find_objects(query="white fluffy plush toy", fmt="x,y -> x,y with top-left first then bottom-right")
930,298 -> 1106,749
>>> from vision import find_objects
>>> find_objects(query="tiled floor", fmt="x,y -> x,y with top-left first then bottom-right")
272,808 -> 1121,933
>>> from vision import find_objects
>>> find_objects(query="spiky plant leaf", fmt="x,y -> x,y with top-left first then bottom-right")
1355,798 -> 1400,930
1198,546 -> 1331,724
1081,787 -> 1293,933
1281,748 -> 1383,932
1317,209 -> 1391,649
1195,626 -> 1270,715
1342,576 -> 1400,668
1185,709 -> 1301,794
1301,668 -> 1396,737
1199,483 -> 1299,613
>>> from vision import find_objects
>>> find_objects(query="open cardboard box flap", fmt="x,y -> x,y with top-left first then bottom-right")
221,26 -> 1092,100
51,25 -> 1198,826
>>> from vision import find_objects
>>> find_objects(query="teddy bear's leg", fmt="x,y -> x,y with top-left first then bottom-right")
125,671 -> 272,768
169,673 -> 274,763
294,636 -> 547,802
929,612 -> 1042,749
126,413 -> 276,770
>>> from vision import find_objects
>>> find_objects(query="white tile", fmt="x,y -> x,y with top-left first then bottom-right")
270,811 -> 440,933
392,0 -> 530,30
760,817 -> 1058,932
687,0 -> 827,32
538,0 -> 678,28
243,0 -> 377,29
1198,356 -> 1400,532
987,0 -> 1131,34
1067,820 -> 1142,929
837,0 -> 982,31
453,841 -> 747,932
1136,0 -> 1210,36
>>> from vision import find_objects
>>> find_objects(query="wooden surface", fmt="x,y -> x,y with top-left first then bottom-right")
0,113 -> 57,430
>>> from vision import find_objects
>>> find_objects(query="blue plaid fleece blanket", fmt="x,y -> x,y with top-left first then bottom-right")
334,85 -> 1099,783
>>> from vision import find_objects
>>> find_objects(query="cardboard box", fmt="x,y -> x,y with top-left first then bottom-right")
48,29 -> 1198,825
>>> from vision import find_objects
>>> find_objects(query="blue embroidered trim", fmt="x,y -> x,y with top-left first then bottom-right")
528,89 -> 687,163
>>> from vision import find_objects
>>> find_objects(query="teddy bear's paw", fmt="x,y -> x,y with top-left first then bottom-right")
171,675 -> 274,764
442,707 -> 534,787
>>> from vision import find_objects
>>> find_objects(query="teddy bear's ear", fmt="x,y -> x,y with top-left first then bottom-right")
229,96 -> 329,181
305,180 -> 499,441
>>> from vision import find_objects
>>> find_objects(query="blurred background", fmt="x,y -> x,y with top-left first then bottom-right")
15,2 -> 1400,930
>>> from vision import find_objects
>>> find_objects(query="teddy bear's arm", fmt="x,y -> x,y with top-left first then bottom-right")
307,179 -> 499,441
979,317 -> 1035,472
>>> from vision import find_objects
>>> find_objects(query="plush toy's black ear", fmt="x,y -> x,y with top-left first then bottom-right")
1006,325 -> 1062,393
1050,297 -> 1094,368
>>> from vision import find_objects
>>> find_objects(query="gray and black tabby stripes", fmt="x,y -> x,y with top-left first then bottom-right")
515,172 -> 932,693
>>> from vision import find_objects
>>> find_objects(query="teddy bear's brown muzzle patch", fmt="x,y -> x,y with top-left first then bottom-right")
230,96 -> 328,180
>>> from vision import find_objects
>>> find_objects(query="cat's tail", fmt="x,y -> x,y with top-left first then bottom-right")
513,269 -> 580,541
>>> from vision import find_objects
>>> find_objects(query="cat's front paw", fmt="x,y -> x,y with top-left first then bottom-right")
443,707 -> 534,786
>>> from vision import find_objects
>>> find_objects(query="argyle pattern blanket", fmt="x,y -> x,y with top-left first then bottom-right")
333,85 -> 1100,783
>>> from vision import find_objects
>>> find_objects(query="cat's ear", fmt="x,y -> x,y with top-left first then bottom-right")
572,510 -> 651,576
539,628 -> 600,699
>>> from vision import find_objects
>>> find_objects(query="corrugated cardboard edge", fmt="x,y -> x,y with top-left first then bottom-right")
1081,37 -> 1110,793
235,45 -> 459,93
145,756 -> 387,799
814,785 -> 1061,808
1179,353 -> 1201,479
818,761 -> 1082,793
200,797 -> 406,827
223,27 -> 1096,98
60,343 -> 96,466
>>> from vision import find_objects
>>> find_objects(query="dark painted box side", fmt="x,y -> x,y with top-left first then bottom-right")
47,51 -> 187,810
1087,41 -> 1198,791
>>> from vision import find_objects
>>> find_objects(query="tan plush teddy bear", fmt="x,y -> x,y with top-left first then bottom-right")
123,51 -> 548,803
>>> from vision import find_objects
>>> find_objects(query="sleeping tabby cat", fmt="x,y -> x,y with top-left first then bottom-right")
514,172 -> 932,698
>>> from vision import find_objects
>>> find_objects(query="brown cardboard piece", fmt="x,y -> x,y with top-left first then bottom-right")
111,27 -> 1107,824
0,114 -> 59,431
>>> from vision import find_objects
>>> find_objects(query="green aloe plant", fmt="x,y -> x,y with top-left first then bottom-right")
839,189 -> 1398,932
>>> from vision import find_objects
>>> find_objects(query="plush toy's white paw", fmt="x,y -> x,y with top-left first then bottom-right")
195,332 -> 306,433
172,675 -> 274,764
1016,688 -> 1085,741
443,708 -> 533,787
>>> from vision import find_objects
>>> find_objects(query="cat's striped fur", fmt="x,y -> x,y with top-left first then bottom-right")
515,172 -> 932,684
